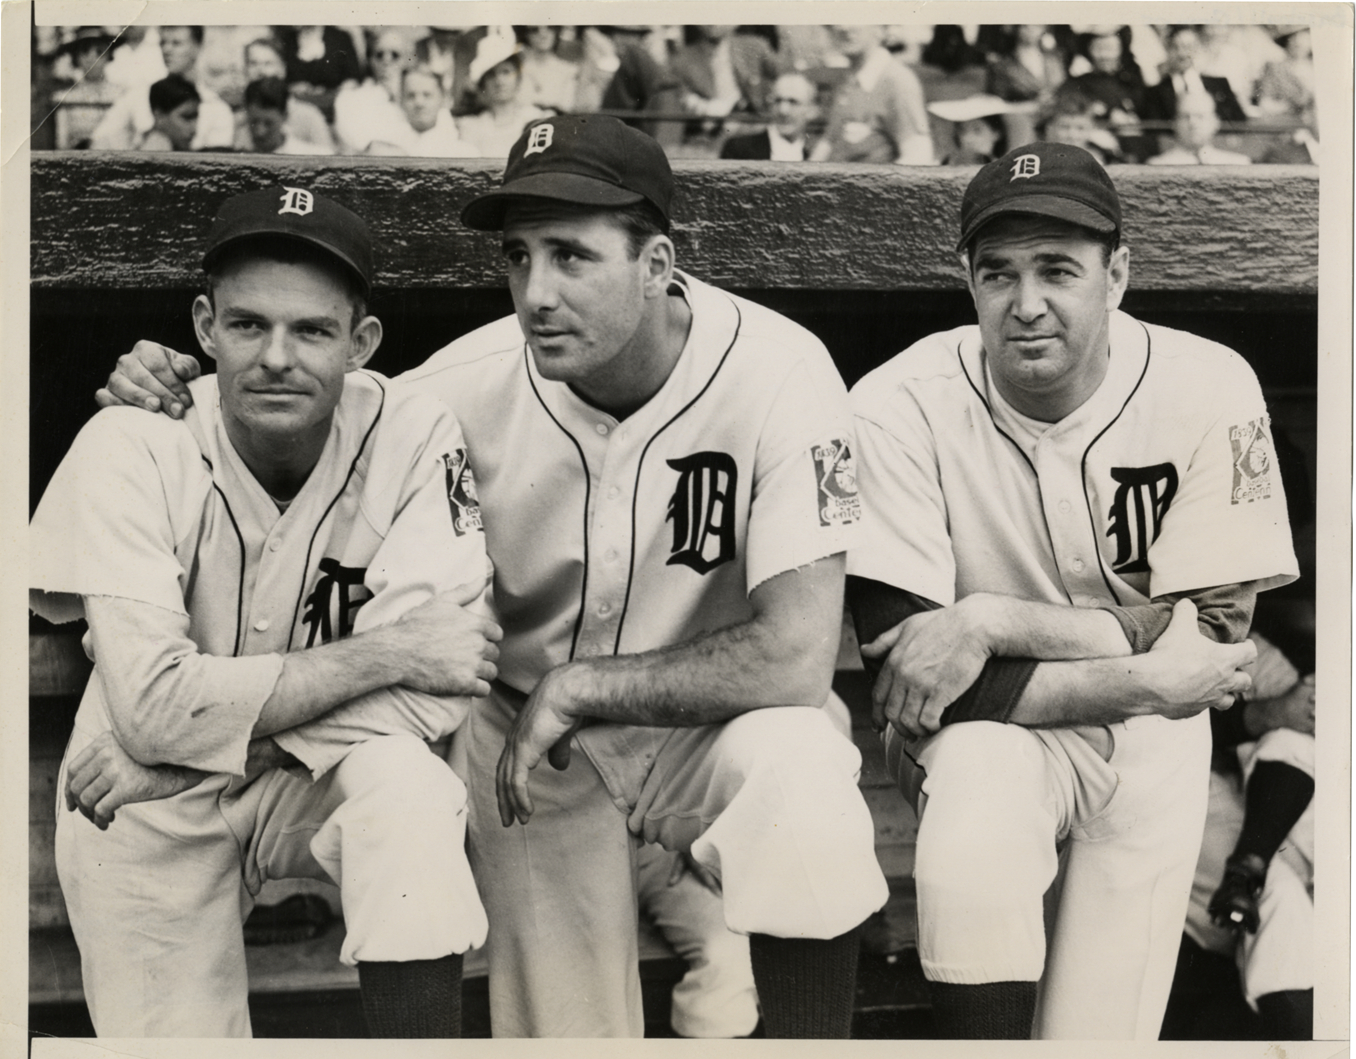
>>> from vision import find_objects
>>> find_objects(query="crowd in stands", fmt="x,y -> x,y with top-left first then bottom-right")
34,23 -> 1319,165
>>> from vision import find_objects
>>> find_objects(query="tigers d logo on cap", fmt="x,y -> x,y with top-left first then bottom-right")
460,115 -> 674,232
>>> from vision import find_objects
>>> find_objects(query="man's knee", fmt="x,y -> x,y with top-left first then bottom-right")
718,706 -> 856,779
919,722 -> 1047,802
336,735 -> 464,806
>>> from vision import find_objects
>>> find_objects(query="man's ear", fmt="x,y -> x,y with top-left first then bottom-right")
346,315 -> 383,371
642,235 -> 676,299
1106,245 -> 1130,314
191,294 -> 219,363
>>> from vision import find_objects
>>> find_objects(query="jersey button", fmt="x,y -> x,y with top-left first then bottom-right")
604,548 -> 619,562
1071,558 -> 1086,573
268,538 -> 282,552
1058,500 -> 1072,514
253,618 -> 271,632
598,601 -> 612,616
595,423 -> 609,436
607,486 -> 620,500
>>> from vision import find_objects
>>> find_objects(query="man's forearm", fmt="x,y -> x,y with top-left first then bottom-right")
253,623 -> 414,737
545,617 -> 838,729
964,594 -> 1133,661
1010,656 -> 1174,727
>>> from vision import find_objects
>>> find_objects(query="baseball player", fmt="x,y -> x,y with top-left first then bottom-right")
847,142 -> 1298,1039
97,115 -> 889,1039
35,187 -> 501,1037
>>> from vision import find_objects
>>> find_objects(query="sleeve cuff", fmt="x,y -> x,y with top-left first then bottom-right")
939,657 -> 1039,726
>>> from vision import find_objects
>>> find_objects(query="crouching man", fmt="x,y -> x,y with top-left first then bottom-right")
30,187 -> 501,1038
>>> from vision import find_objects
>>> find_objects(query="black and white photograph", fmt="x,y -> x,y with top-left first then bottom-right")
8,2 -> 1351,1054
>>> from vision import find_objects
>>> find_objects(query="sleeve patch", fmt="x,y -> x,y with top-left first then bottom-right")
812,438 -> 861,527
1229,418 -> 1275,505
443,448 -> 484,535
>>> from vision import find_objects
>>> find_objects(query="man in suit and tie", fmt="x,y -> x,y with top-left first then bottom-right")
1142,25 -> 1247,124
720,72 -> 817,161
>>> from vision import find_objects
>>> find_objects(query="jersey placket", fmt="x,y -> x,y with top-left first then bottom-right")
573,413 -> 633,660
1033,427 -> 1109,609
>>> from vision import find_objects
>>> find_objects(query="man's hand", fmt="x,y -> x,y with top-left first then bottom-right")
1248,674 -> 1316,737
668,849 -> 722,894
387,582 -> 503,697
1136,599 -> 1257,719
95,341 -> 201,419
860,595 -> 997,738
64,731 -> 207,829
496,664 -> 586,827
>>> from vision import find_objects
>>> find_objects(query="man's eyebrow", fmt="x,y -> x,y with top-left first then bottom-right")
974,249 -> 1085,269
501,235 -> 595,256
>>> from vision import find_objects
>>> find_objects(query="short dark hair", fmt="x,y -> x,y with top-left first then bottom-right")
162,25 -> 205,45
245,37 -> 284,62
205,235 -> 368,330
244,76 -> 289,113
1046,83 -> 1097,120
149,74 -> 200,115
611,199 -> 670,258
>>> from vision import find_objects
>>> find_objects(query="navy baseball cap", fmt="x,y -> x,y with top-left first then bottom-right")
957,142 -> 1121,252
460,115 -> 673,231
202,186 -> 374,296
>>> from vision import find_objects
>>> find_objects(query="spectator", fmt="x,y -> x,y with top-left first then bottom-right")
574,26 -> 685,148
810,25 -> 934,164
241,77 -> 334,154
456,30 -> 549,159
984,25 -> 1067,146
417,27 -> 485,115
53,27 -> 123,149
672,26 -> 782,121
719,71 -> 817,159
1197,25 -> 1273,118
138,74 -> 199,151
332,27 -> 415,154
1067,30 -> 1150,159
1042,83 -> 1119,163
1142,26 -> 1247,126
91,26 -> 235,150
368,66 -> 478,158
1148,89 -> 1251,164
234,38 -> 335,153
1173,632 -> 1314,1040
1255,27 -> 1315,127
927,95 -> 1010,165
515,25 -> 579,113
776,24 -> 835,73
277,24 -> 362,122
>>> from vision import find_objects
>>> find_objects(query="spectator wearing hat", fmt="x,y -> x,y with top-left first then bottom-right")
457,29 -> 549,159
232,38 -> 335,153
515,25 -> 580,113
810,24 -> 934,164
92,26 -> 235,150
368,66 -> 479,158
53,27 -> 124,149
137,74 -> 200,151
719,71 -> 817,160
241,77 -> 335,155
927,95 -> 1011,165
1067,30 -> 1149,160
1148,89 -> 1251,165
332,27 -> 416,155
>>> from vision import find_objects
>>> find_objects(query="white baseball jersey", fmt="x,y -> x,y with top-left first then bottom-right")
31,369 -> 492,779
850,308 -> 1298,611
848,309 -> 1298,1039
401,269 -> 860,693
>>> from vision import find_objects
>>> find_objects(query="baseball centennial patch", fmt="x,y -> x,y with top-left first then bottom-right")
812,438 -> 861,527
1229,418 -> 1275,504
443,448 -> 484,535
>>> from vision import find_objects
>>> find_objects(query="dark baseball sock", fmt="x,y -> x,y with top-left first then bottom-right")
1256,988 -> 1313,1040
748,927 -> 859,1038
1234,761 -> 1315,866
928,980 -> 1037,1039
358,954 -> 463,1038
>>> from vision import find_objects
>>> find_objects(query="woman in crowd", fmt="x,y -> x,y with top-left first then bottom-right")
457,30 -> 548,159
515,25 -> 579,113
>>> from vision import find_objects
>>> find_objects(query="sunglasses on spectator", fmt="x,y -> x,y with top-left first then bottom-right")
772,96 -> 811,105
374,49 -> 406,59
